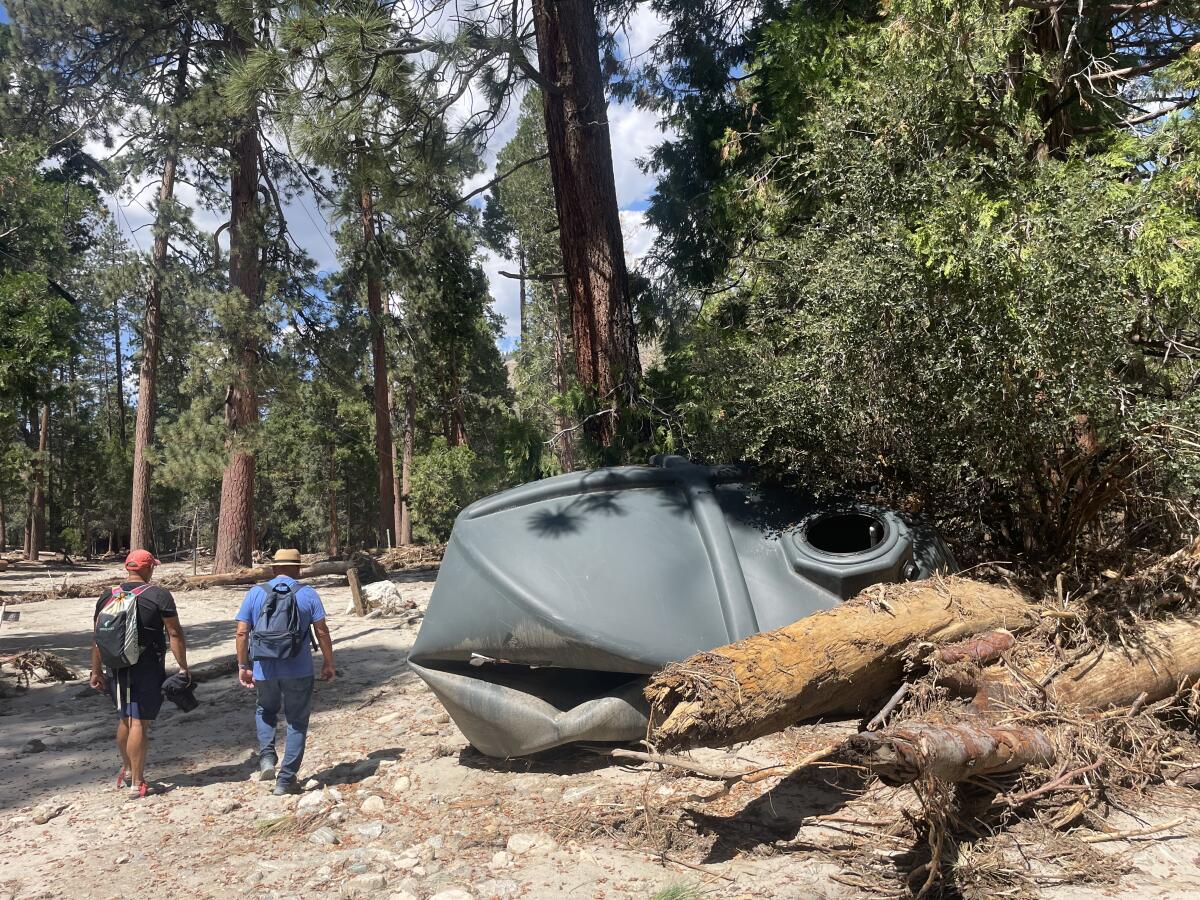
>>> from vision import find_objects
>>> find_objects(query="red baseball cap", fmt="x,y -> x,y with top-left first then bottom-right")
124,549 -> 161,570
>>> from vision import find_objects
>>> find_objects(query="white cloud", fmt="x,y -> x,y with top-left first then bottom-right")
478,245 -> 521,347
620,209 -> 657,265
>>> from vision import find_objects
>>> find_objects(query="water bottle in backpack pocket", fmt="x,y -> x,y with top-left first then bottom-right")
250,582 -> 305,660
95,585 -> 149,670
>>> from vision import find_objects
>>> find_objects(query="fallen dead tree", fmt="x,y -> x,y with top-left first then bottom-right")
645,577 -> 1039,750
179,552 -> 386,589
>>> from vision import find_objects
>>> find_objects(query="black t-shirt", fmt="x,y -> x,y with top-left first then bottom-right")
94,582 -> 179,653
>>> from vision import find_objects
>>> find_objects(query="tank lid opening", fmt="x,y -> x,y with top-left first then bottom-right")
803,512 -> 886,556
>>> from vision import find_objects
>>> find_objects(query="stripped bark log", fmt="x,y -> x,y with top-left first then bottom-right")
840,722 -> 1055,786
181,554 -> 386,589
646,578 -> 1038,750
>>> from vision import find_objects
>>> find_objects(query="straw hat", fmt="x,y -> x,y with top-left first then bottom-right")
271,548 -> 302,566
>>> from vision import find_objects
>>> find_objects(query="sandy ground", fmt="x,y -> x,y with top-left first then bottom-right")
1,556 -> 1200,900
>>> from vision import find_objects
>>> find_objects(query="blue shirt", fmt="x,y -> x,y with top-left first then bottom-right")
235,576 -> 327,680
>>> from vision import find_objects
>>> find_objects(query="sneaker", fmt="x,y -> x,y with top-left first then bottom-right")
258,752 -> 278,780
116,766 -> 129,789
273,779 -> 302,796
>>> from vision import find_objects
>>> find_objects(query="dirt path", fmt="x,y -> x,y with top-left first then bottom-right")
1,559 -> 1200,899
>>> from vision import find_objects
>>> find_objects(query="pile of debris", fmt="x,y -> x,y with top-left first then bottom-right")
378,544 -> 444,571
1,650 -> 77,689
345,580 -> 419,620
627,542 -> 1200,895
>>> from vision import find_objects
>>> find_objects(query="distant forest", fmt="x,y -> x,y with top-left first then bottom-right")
2,0 -> 1197,572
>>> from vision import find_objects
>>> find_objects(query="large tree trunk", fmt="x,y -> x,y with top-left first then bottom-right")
531,0 -> 640,447
361,185 -> 396,546
327,442 -> 340,558
26,403 -> 50,560
389,383 -> 402,544
399,381 -> 414,545
130,38 -> 189,551
645,579 -> 1038,750
214,25 -> 260,574
0,494 -> 7,552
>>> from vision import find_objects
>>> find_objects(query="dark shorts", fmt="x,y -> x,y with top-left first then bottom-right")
107,651 -> 166,720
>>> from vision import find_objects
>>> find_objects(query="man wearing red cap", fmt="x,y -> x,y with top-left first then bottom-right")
89,549 -> 190,798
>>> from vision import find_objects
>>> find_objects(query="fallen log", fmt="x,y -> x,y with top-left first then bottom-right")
832,616 -> 1200,788
840,722 -> 1055,786
181,553 -> 386,589
646,577 -> 1038,750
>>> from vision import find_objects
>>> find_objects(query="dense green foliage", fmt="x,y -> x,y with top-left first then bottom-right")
646,0 -> 1200,560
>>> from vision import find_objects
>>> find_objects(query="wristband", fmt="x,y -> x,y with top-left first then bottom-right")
238,664 -> 252,671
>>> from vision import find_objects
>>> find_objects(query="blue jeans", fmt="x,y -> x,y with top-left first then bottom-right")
255,676 -> 314,782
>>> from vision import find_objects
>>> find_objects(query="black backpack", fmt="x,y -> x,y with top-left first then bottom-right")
250,581 -> 306,661
95,584 -> 149,670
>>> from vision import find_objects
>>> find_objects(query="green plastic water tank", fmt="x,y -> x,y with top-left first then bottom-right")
410,455 -> 954,757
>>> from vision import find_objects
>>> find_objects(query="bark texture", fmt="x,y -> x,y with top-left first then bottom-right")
399,382 -> 414,545
531,0 -> 640,445
130,38 -> 189,551
361,185 -> 395,545
646,579 -> 1038,750
26,404 -> 50,560
842,722 -> 1055,786
214,25 -> 260,574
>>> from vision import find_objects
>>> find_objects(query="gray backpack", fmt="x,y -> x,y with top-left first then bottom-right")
95,584 -> 148,670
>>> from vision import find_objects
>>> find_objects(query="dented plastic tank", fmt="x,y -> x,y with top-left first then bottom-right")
409,455 -> 955,758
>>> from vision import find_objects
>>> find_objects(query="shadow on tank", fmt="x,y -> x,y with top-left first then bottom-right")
409,455 -> 956,758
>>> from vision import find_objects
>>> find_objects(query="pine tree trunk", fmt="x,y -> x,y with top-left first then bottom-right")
361,185 -> 396,546
130,39 -> 189,551
214,25 -> 260,574
27,403 -> 50,559
327,442 -> 340,557
0,494 -> 7,552
389,383 -> 403,543
111,294 -> 127,448
399,382 -> 414,546
531,0 -> 640,447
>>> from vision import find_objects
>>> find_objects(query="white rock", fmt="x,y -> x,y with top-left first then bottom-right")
245,871 -> 264,887
505,832 -> 556,856
474,879 -> 518,898
358,822 -> 384,839
303,778 -> 322,792
309,827 -> 339,846
328,787 -> 344,801
393,858 -> 419,871
488,851 -> 512,870
361,795 -> 385,814
297,789 -> 328,812
347,873 -> 387,893
373,711 -> 403,725
388,893 -> 418,900
390,776 -> 411,794
213,799 -> 240,814
31,801 -> 68,824
428,890 -> 473,900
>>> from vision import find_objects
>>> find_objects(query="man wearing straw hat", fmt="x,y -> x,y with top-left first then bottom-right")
234,549 -> 335,795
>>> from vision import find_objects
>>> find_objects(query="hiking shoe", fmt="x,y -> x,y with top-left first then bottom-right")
116,766 -> 129,789
273,779 -> 302,796
258,752 -> 278,780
